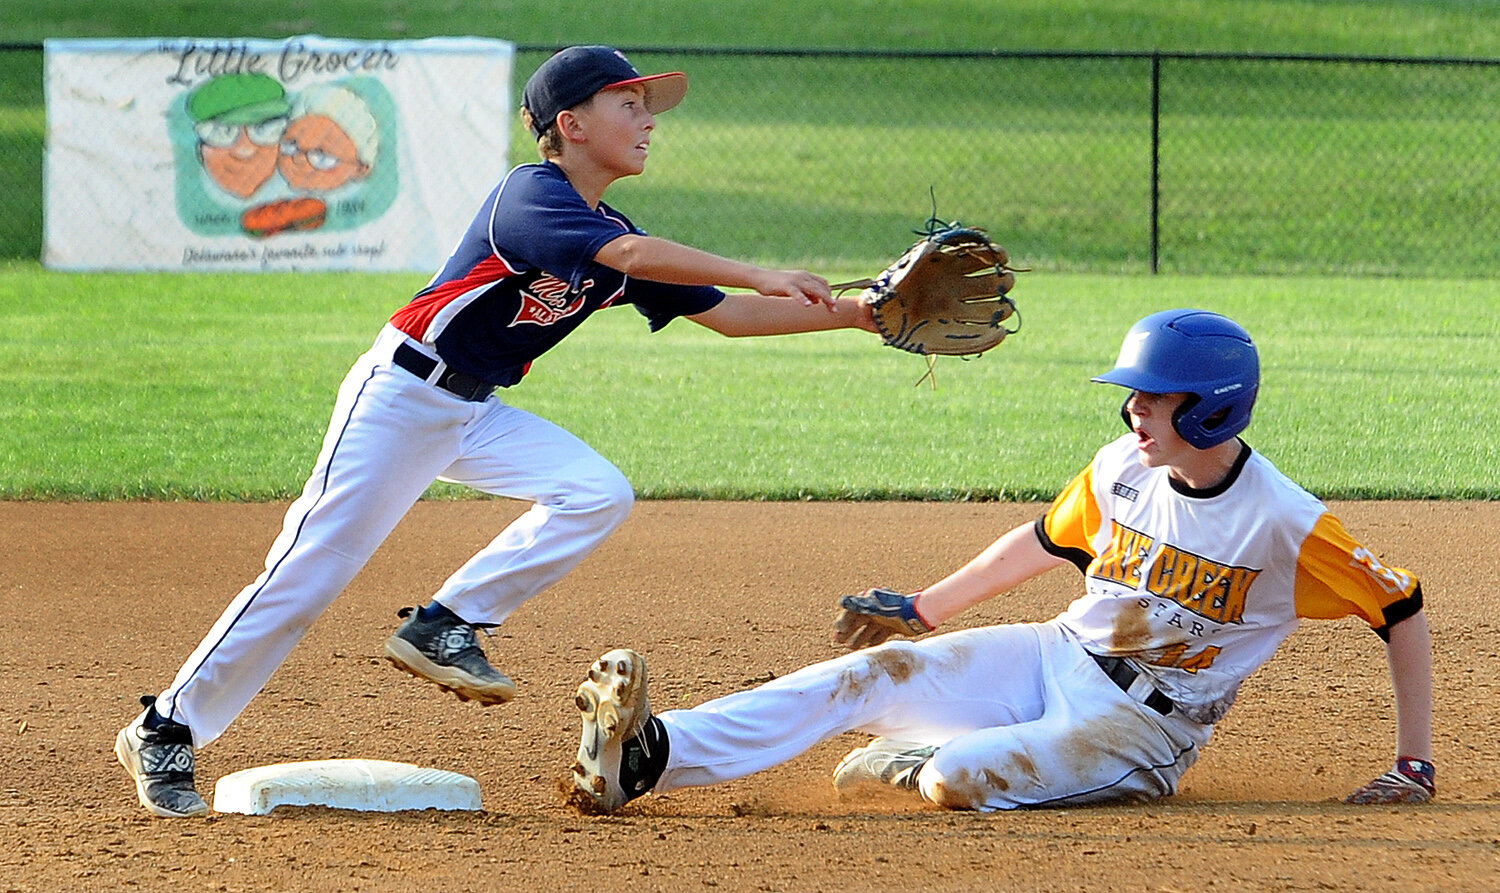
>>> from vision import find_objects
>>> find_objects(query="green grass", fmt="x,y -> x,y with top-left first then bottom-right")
3,3 -> 1498,502
6,1 -> 1500,55
4,266 -> 1497,501
5,10 -> 1499,270
7,51 -> 1497,272
9,6 -> 1500,263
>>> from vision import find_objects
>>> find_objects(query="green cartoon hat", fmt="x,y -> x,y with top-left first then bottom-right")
187,73 -> 291,125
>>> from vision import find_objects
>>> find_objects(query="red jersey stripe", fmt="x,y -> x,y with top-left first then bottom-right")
391,253 -> 521,341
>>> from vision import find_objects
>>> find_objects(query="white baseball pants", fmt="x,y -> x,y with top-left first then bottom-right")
153,325 -> 634,747
655,620 -> 1215,810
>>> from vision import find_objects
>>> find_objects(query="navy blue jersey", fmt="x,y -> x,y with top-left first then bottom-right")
391,161 -> 724,386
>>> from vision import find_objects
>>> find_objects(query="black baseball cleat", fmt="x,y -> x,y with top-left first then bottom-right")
115,695 -> 209,818
384,604 -> 517,705
569,649 -> 668,815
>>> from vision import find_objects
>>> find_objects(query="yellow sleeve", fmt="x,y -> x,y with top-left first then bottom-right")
1293,512 -> 1423,638
1037,464 -> 1103,571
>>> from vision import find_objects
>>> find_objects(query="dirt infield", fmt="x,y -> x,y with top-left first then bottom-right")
2,499 -> 1498,892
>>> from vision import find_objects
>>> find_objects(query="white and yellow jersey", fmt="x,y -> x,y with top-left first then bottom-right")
1038,434 -> 1423,724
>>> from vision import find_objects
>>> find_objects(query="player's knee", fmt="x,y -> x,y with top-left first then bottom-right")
928,786 -> 966,810
599,465 -> 635,520
601,477 -> 635,528
570,461 -> 635,527
923,762 -> 1007,812
927,777 -> 982,811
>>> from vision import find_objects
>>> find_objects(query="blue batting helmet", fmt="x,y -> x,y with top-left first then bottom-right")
1091,309 -> 1259,449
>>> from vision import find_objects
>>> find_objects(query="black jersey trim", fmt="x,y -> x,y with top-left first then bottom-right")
1372,583 -> 1424,642
1167,438 -> 1251,498
1035,516 -> 1093,574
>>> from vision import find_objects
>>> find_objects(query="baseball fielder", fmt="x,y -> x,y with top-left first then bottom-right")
116,45 -> 878,818
570,309 -> 1435,813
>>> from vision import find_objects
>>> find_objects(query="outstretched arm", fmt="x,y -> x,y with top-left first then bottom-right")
834,521 -> 1068,648
597,234 -> 832,305
914,521 -> 1069,626
689,291 -> 876,337
1346,610 -> 1436,804
594,233 -> 877,336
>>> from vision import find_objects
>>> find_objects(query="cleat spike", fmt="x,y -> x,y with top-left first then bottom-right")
569,649 -> 654,815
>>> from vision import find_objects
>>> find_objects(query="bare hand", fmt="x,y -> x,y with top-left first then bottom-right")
756,270 -> 834,309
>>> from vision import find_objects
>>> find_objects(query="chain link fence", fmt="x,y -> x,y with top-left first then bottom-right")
3,44 -> 1497,276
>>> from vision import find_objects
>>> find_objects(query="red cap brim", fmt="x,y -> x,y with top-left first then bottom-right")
602,71 -> 688,115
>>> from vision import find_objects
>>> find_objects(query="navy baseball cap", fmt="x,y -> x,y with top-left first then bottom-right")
522,46 -> 688,137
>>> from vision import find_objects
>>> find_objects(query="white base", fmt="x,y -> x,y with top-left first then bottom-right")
212,759 -> 483,815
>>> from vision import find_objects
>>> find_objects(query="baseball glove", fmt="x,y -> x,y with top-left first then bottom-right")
834,224 -> 1023,357
833,588 -> 935,649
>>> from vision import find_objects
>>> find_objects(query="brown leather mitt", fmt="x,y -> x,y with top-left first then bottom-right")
848,225 -> 1023,357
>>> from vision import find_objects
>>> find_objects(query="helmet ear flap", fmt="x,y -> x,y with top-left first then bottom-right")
1171,393 -> 1202,440
1118,392 -> 1204,441
1178,388 -> 1256,449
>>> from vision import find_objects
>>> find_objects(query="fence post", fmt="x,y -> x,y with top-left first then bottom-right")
1150,51 -> 1161,275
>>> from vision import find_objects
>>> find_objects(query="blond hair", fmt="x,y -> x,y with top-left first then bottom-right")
521,96 -> 596,160
518,107 -> 558,158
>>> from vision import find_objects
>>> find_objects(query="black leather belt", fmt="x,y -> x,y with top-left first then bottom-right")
1089,652 -> 1175,715
392,342 -> 496,402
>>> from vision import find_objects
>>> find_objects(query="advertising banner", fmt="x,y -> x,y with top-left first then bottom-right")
44,35 -> 514,271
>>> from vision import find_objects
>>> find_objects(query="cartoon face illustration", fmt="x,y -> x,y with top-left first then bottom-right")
187,74 -> 290,199
278,84 -> 379,192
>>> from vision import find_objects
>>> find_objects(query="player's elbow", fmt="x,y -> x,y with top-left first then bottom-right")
595,234 -> 653,278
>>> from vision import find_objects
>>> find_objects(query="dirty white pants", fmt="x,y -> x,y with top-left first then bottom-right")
656,620 -> 1214,810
